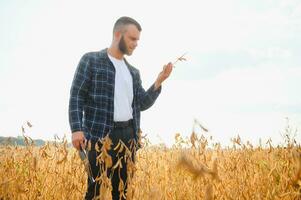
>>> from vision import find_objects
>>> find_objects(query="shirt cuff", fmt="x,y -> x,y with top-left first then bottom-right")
149,83 -> 162,98
71,122 -> 83,133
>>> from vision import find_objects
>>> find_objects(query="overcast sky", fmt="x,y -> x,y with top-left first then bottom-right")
1,0 -> 300,147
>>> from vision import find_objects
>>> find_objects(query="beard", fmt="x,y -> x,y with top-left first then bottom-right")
118,35 -> 130,55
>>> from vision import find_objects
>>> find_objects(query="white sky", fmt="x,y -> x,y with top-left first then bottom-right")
0,0 -> 300,147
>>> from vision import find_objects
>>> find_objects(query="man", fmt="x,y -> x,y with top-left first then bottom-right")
69,16 -> 173,200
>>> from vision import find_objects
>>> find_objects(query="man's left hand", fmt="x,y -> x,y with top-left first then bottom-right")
154,62 -> 173,90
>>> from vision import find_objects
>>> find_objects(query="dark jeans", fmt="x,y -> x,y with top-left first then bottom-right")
84,126 -> 136,200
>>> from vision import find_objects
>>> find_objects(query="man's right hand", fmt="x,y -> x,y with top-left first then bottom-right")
72,131 -> 86,150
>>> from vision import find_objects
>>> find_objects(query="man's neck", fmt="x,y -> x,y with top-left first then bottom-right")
108,46 -> 124,60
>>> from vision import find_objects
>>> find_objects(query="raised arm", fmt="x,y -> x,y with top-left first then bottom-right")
138,62 -> 173,111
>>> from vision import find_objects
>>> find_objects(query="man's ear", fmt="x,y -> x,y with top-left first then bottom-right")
114,31 -> 121,40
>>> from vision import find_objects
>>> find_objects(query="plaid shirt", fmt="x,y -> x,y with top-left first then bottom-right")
69,48 -> 161,141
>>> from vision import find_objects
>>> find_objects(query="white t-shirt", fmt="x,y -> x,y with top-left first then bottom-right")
108,54 -> 133,121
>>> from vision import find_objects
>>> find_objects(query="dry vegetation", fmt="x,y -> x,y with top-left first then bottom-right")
0,122 -> 301,199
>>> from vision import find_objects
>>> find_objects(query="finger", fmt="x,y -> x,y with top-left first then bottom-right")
80,138 -> 86,150
79,139 -> 83,150
166,64 -> 172,71
168,64 -> 173,72
164,64 -> 172,74
168,63 -> 173,69
73,140 -> 80,150
72,134 -> 79,150
72,138 -> 77,149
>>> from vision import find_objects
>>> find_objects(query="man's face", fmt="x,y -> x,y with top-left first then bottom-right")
118,24 -> 140,56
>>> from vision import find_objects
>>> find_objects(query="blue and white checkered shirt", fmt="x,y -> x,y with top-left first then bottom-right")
68,48 -> 161,141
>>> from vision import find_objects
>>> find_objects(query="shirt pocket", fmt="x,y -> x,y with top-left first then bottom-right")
92,69 -> 108,94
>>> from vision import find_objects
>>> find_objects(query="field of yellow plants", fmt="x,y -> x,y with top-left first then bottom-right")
0,128 -> 301,199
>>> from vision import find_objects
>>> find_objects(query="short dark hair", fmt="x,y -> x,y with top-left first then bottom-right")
113,16 -> 142,33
